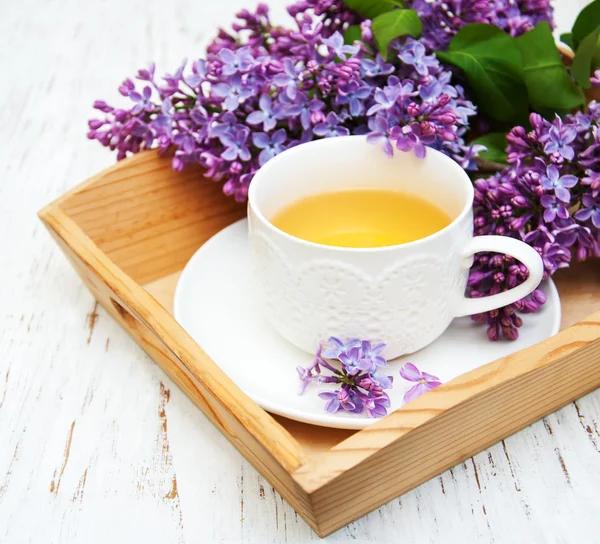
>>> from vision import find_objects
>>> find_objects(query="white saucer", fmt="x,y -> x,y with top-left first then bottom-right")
174,219 -> 562,430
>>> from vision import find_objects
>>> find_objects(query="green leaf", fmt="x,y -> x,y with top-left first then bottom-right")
572,0 -> 600,47
516,22 -> 585,112
372,9 -> 422,58
560,32 -> 575,50
343,0 -> 403,19
572,26 -> 600,88
343,25 -> 363,45
472,133 -> 508,164
435,24 -> 528,123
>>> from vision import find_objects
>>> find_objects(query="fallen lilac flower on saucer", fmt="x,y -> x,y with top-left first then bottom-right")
297,337 -> 393,418
399,362 -> 442,403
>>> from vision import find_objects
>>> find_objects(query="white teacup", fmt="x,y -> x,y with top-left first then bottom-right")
247,136 -> 543,359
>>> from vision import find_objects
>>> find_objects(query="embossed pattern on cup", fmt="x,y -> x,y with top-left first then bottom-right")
250,229 -> 470,356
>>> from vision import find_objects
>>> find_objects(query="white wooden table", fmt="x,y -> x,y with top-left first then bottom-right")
1,1 -> 599,542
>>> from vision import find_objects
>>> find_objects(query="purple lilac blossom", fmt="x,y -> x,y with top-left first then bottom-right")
252,129 -> 288,165
284,94 -> 325,130
219,129 -> 252,161
219,47 -> 254,75
321,32 -> 360,60
298,338 -> 393,418
273,59 -> 304,100
338,346 -> 371,376
313,111 -> 350,138
543,117 -> 577,161
540,165 -> 578,203
360,55 -> 394,78
322,336 -> 360,359
363,394 -> 391,418
299,342 -> 445,418
399,363 -> 442,403
360,341 -> 387,372
246,94 -> 284,131
88,3 -> 481,204
576,195 -> 600,229
366,115 -> 395,157
405,0 -> 554,50
363,38 -> 477,161
469,106 -> 600,340
398,40 -> 438,76
318,389 -> 360,413
129,86 -> 154,114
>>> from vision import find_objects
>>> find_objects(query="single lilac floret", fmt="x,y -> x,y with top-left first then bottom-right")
313,112 -> 350,138
367,114 -> 395,158
318,388 -> 356,413
392,123 -> 434,159
398,39 -> 439,76
322,336 -> 360,359
321,31 -> 359,60
219,128 -> 251,161
540,165 -> 578,203
273,59 -> 304,99
360,55 -> 394,77
296,346 -> 323,394
575,194 -> 600,228
364,393 -> 391,418
399,362 -> 442,404
172,122 -> 198,154
359,340 -> 387,372
337,81 -> 371,117
129,86 -> 154,115
338,346 -> 371,376
219,47 -> 254,75
246,94 -> 284,131
183,59 -> 208,87
211,112 -> 243,138
540,195 -> 569,223
543,117 -> 577,160
212,73 -> 254,111
252,129 -> 287,166
367,80 -> 416,116
284,92 -> 324,131
370,373 -> 394,389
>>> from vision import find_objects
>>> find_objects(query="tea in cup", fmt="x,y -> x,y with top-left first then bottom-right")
270,187 -> 452,249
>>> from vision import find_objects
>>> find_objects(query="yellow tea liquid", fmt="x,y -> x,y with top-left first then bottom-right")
270,188 -> 452,248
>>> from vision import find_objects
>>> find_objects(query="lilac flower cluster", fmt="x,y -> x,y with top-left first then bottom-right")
298,337 -> 394,418
406,0 -> 554,50
364,38 -> 478,165
88,3 -> 479,201
469,104 -> 600,340
298,338 -> 444,416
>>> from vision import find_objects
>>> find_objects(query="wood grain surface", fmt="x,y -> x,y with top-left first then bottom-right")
2,0 -> 600,542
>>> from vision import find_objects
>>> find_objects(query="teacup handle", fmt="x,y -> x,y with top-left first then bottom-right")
454,236 -> 544,318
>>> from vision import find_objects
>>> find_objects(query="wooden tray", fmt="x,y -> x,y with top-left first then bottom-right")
38,151 -> 600,537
